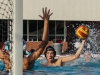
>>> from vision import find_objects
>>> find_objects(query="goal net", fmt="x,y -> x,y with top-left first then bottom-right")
0,0 -> 23,75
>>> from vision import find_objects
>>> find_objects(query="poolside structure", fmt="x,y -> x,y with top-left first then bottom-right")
0,0 -> 100,52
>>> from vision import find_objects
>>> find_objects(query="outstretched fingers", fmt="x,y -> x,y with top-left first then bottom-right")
38,15 -> 43,19
48,9 -> 50,14
45,7 -> 47,13
47,9 -> 53,16
49,12 -> 53,17
39,7 -> 53,20
42,8 -> 44,15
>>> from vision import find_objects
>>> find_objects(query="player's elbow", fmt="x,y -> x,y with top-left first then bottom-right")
39,40 -> 48,49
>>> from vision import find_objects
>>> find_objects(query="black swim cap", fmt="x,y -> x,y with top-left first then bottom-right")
44,46 -> 56,57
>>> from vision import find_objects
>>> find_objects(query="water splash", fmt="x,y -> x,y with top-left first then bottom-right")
66,21 -> 100,54
85,25 -> 100,54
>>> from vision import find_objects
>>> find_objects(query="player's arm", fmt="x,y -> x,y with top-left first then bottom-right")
95,54 -> 100,59
58,40 -> 86,63
28,7 -> 53,61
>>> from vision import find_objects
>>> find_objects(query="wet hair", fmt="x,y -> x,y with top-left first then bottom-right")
44,46 -> 56,57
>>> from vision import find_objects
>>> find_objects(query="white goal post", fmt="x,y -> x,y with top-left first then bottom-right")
12,0 -> 23,75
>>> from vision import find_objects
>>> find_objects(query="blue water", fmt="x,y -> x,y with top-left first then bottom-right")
0,58 -> 100,75
0,60 -> 5,71
29,58 -> 100,75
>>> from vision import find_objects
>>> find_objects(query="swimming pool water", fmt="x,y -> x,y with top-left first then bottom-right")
29,58 -> 100,75
0,60 -> 5,71
0,58 -> 100,75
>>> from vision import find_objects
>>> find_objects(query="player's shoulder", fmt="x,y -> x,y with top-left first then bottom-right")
54,58 -> 62,65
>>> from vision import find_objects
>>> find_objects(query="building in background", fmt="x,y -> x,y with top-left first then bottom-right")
0,0 -> 100,52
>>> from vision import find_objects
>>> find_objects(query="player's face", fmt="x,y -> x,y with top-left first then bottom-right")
46,50 -> 55,62
84,52 -> 91,62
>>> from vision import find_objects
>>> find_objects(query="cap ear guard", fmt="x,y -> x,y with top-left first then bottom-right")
44,46 -> 56,57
